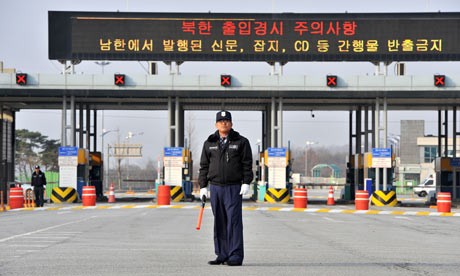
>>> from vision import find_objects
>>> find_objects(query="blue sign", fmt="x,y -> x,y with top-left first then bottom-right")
451,158 -> 460,167
59,146 -> 78,156
164,147 -> 183,157
268,147 -> 287,157
372,148 -> 392,158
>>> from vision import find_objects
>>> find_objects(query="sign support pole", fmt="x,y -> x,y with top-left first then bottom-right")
375,98 -> 380,191
383,97 -> 388,191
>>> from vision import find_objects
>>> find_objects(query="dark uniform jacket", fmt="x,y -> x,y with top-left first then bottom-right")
199,129 -> 253,188
31,171 -> 47,187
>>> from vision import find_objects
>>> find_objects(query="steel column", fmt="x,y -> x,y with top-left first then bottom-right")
278,97 -> 283,147
70,95 -> 76,147
375,98 -> 380,191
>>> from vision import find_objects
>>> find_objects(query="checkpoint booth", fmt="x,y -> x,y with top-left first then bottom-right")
263,147 -> 290,203
54,147 -> 88,203
362,148 -> 397,207
161,147 -> 194,202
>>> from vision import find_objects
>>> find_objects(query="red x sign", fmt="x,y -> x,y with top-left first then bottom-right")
434,75 -> 445,87
114,74 -> 125,86
16,73 -> 27,85
327,75 -> 337,87
220,75 -> 231,87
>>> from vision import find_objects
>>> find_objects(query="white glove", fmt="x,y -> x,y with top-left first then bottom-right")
240,184 -> 250,195
200,187 -> 208,200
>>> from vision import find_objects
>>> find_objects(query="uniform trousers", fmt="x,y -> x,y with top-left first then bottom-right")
210,184 -> 244,263
34,186 -> 45,207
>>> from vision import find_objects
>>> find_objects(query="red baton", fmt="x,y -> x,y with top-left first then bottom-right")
196,196 -> 206,230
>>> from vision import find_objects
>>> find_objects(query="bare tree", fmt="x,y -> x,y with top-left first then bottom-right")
185,111 -> 197,153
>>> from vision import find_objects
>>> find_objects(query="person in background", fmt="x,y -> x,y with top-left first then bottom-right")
199,110 -> 254,266
31,165 -> 47,207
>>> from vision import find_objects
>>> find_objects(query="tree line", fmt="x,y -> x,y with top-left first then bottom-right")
15,129 -> 60,178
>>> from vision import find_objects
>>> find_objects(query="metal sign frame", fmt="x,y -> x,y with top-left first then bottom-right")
49,11 -> 460,62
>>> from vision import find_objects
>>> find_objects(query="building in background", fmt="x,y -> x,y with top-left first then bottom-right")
397,120 -> 460,187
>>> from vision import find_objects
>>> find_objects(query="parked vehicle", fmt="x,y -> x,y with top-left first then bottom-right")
413,176 -> 436,197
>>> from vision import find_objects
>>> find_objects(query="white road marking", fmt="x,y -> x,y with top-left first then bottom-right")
394,216 -> 413,220
0,216 -> 96,243
323,217 -> 344,223
57,211 -> 72,215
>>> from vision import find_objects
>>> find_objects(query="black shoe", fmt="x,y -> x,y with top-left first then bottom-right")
208,259 -> 226,265
226,260 -> 242,266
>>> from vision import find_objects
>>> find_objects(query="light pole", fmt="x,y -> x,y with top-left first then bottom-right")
255,139 -> 262,183
101,128 -> 119,190
125,131 -> 144,181
305,141 -> 318,178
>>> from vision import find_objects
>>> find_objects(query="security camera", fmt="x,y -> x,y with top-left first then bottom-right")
311,110 -> 315,118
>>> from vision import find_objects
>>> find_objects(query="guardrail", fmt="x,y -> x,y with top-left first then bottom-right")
293,183 -> 347,191
121,179 -> 156,192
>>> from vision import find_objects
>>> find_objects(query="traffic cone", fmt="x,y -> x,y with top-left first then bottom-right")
327,186 -> 335,205
108,183 -> 116,203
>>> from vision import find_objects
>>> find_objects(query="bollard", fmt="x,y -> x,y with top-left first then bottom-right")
25,189 -> 35,208
327,186 -> 335,205
293,187 -> 307,208
82,186 -> 96,206
355,190 -> 369,210
437,192 -> 451,213
9,187 -> 24,209
24,190 -> 28,208
157,185 -> 171,205
1,190 -> 4,211
24,190 -> 30,208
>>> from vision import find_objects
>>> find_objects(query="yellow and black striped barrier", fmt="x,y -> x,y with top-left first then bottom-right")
264,188 -> 290,203
371,190 -> 398,207
170,186 -> 184,202
51,187 -> 78,203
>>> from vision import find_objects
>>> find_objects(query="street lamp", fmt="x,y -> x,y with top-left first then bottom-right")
388,133 -> 401,157
95,61 -> 110,74
126,131 -> 144,140
305,141 -> 318,178
255,139 -> 262,154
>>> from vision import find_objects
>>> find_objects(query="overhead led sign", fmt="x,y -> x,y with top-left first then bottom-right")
49,11 -> 460,62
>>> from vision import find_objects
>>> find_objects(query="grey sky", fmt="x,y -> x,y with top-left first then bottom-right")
1,0 -> 459,167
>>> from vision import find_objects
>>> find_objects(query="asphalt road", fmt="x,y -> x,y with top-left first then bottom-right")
1,202 -> 460,276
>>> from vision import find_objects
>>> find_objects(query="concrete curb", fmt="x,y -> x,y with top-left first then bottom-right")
4,204 -> 460,217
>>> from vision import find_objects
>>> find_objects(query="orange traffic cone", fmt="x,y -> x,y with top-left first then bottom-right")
327,186 -> 335,205
108,183 -> 116,203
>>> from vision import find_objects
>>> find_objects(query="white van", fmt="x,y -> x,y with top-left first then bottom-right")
413,176 -> 436,197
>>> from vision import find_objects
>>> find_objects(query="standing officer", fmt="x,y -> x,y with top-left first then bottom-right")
31,165 -> 47,207
199,110 -> 253,266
